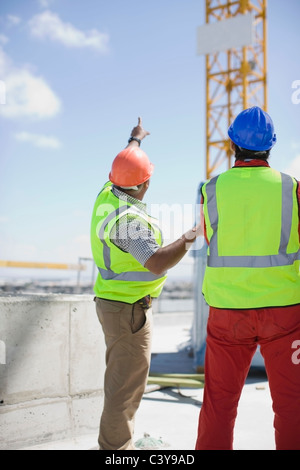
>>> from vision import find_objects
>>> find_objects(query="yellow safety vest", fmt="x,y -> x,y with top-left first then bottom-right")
90,182 -> 167,303
202,167 -> 300,308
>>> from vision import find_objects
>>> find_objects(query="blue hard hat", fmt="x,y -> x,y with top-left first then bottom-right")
228,106 -> 277,151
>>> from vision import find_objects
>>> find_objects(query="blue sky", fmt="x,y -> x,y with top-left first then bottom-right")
0,0 -> 299,282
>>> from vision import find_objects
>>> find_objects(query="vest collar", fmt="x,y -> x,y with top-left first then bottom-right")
234,159 -> 270,168
112,185 -> 147,213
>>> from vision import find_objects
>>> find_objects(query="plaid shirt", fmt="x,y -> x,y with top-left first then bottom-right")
110,186 -> 160,266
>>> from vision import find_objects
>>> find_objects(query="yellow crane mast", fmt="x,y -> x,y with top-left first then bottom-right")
205,0 -> 267,179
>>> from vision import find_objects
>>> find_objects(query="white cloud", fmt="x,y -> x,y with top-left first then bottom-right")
38,0 -> 54,7
284,155 -> 300,180
7,15 -> 21,27
15,131 -> 62,149
0,46 -> 9,74
0,46 -> 61,119
0,34 -> 9,45
29,10 -> 109,52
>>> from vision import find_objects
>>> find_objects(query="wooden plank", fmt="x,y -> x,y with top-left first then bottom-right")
147,374 -> 205,389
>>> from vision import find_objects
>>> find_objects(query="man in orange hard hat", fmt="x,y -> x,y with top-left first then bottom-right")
90,117 -> 202,450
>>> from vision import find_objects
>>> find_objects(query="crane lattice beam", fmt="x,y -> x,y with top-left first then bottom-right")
205,0 -> 267,179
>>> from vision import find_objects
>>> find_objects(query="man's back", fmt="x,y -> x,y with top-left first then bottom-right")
202,166 -> 300,308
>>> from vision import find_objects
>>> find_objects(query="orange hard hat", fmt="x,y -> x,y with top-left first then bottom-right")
109,146 -> 154,187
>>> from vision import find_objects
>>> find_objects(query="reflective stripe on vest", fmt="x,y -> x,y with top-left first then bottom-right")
97,205 -> 164,282
205,172 -> 300,268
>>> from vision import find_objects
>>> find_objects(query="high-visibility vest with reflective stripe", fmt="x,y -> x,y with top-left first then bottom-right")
90,182 -> 167,303
202,167 -> 300,308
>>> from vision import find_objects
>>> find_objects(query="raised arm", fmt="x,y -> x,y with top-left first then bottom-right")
126,117 -> 150,148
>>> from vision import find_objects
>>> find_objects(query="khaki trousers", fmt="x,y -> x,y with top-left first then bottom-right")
95,297 -> 153,450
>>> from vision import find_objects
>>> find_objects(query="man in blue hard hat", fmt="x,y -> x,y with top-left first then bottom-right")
196,106 -> 300,450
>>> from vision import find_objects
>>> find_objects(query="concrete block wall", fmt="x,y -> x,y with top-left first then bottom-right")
0,294 -> 106,450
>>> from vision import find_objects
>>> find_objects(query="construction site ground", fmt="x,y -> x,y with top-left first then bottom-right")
20,311 -> 275,451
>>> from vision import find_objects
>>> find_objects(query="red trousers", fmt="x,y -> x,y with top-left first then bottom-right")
195,304 -> 300,450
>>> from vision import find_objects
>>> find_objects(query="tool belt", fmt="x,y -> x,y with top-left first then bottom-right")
137,295 -> 152,310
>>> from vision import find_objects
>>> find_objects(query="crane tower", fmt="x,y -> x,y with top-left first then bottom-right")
199,0 -> 267,179
193,1 -> 268,372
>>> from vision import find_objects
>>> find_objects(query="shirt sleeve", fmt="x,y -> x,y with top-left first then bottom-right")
110,215 -> 161,266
